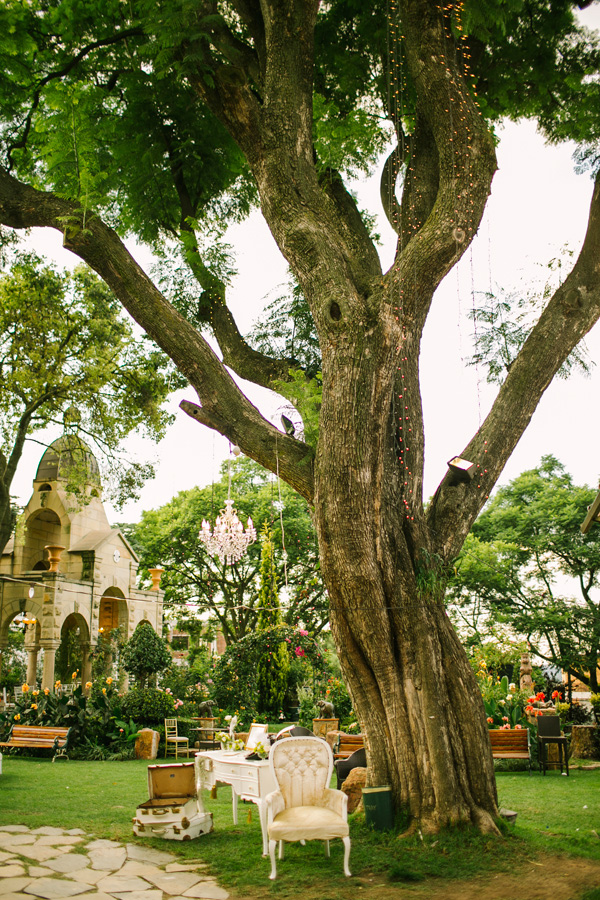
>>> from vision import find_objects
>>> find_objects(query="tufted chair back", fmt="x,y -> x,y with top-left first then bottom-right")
269,736 -> 333,808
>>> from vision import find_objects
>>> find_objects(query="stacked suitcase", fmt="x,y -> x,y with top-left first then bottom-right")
133,762 -> 213,840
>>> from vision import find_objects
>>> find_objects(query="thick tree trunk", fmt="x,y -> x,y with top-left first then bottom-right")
314,312 -> 499,834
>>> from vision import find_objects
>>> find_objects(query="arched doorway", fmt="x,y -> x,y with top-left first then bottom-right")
23,509 -> 62,571
56,613 -> 90,688
96,589 -> 128,682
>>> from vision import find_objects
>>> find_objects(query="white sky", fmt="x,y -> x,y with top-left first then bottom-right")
10,3 -> 600,524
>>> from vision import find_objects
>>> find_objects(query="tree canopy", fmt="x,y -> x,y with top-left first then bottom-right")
0,250 -> 182,556
1,0 -> 600,836
450,456 -> 600,692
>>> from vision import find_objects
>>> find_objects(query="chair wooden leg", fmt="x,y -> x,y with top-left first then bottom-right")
324,840 -> 330,858
342,837 -> 352,877
278,841 -> 284,859
268,840 -> 277,879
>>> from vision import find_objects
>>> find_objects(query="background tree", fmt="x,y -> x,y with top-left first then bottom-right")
123,457 -> 328,643
256,524 -> 290,716
2,0 -> 600,834
450,457 -> 600,692
121,621 -> 172,689
0,250 -> 183,555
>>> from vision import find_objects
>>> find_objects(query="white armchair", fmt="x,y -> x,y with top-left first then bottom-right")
265,736 -> 351,879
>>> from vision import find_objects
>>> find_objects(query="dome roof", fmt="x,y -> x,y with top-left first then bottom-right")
35,435 -> 101,486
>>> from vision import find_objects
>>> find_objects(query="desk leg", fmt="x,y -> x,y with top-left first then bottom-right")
256,799 -> 268,856
231,788 -> 239,825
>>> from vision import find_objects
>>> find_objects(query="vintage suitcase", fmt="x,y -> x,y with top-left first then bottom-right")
133,762 -> 212,840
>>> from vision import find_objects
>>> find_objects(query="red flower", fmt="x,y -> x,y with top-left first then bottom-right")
551,690 -> 562,700
294,646 -> 305,657
536,691 -> 545,701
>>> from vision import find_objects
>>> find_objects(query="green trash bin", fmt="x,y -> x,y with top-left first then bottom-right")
362,785 -> 394,831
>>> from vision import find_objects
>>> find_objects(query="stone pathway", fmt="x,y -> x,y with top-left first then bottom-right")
0,825 -> 229,900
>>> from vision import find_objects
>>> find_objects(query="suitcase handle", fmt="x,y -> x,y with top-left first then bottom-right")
153,808 -> 168,816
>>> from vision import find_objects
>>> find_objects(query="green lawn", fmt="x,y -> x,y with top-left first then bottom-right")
0,755 -> 598,900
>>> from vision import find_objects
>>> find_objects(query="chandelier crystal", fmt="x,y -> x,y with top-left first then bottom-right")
199,499 -> 257,565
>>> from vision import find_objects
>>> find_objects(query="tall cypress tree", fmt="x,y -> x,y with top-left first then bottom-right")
256,524 -> 289,715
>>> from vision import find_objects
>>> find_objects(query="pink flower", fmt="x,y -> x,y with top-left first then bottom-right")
294,646 -> 306,657
486,717 -> 494,724
501,723 -> 510,729
502,716 -> 509,722
299,630 -> 308,637
515,724 -> 523,729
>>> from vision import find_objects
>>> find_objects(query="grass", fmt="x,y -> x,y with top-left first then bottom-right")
0,755 -> 599,899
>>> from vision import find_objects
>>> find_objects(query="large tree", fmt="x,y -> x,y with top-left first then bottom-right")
450,457 -> 600,692
1,0 -> 600,834
0,250 -> 182,556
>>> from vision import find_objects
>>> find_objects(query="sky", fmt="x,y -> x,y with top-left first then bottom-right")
10,3 -> 600,527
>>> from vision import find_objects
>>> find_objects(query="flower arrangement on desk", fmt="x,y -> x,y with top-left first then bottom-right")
253,740 -> 269,759
216,731 -> 245,751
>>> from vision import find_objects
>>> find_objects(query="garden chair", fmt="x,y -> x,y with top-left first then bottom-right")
164,718 -> 191,759
537,715 -> 569,775
265,735 -> 351,880
334,746 -> 367,790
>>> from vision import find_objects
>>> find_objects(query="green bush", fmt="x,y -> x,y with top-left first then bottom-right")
120,687 -> 175,725
121,621 -> 171,688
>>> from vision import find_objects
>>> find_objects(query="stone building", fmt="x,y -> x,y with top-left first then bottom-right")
0,436 -> 164,690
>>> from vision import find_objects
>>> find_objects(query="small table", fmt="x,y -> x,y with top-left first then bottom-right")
195,749 -> 276,855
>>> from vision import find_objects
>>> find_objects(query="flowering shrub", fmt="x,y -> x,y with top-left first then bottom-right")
474,659 -> 530,729
0,678 -> 140,759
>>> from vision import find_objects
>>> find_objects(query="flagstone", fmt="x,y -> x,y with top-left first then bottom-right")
95,875 -> 152,893
0,867 -> 26,879
88,847 -> 127,870
112,892 -> 163,900
26,867 -> 55,878
0,827 -> 30,834
0,835 -> 36,848
182,885 -> 229,900
85,841 -> 122,851
45,854 -> 90,874
125,844 -> 176,866
31,828 -> 67,836
0,894 -> 32,900
115,861 -> 162,880
16,844 -> 67,863
71,894 -> 115,900
37,836 -> 83,847
186,884 -> 230,900
0,852 -> 18,863
0,879 -> 33,897
64,831 -> 86,837
143,870 -> 203,894
66,869 -> 107,886
165,864 -> 209,873
22,878 -> 89,899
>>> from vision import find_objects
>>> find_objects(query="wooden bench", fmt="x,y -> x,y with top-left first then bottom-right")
332,733 -> 365,760
0,725 -> 72,761
489,728 -> 531,773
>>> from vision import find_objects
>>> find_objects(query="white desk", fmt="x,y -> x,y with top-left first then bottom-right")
195,749 -> 276,855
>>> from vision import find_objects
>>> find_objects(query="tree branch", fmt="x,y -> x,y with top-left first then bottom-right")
428,171 -> 600,560
0,168 -> 315,502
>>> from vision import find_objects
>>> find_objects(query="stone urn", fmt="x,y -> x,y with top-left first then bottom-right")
148,567 -> 164,590
44,544 -> 66,573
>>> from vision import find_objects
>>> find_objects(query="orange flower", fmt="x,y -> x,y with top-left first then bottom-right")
14,713 -> 20,721
31,703 -> 38,710
21,683 -> 30,693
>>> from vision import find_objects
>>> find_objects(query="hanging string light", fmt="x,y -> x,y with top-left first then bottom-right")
199,447 -> 257,565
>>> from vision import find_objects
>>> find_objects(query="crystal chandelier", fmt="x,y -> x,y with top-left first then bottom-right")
199,498 -> 257,565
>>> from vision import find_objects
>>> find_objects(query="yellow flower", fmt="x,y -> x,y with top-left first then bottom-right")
106,677 -> 113,686
21,683 -> 30,693
72,671 -> 78,680
31,703 -> 38,710
54,680 -> 61,688
85,681 -> 92,690
44,688 -> 50,695
32,690 -> 39,697
102,688 -> 107,695
14,713 -> 20,721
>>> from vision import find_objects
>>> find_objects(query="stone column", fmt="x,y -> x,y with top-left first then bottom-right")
41,642 -> 61,691
24,623 -> 40,687
80,642 -> 92,691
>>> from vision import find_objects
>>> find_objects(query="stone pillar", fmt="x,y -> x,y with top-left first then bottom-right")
26,648 -> 39,687
41,642 -> 60,691
80,642 -> 92,691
